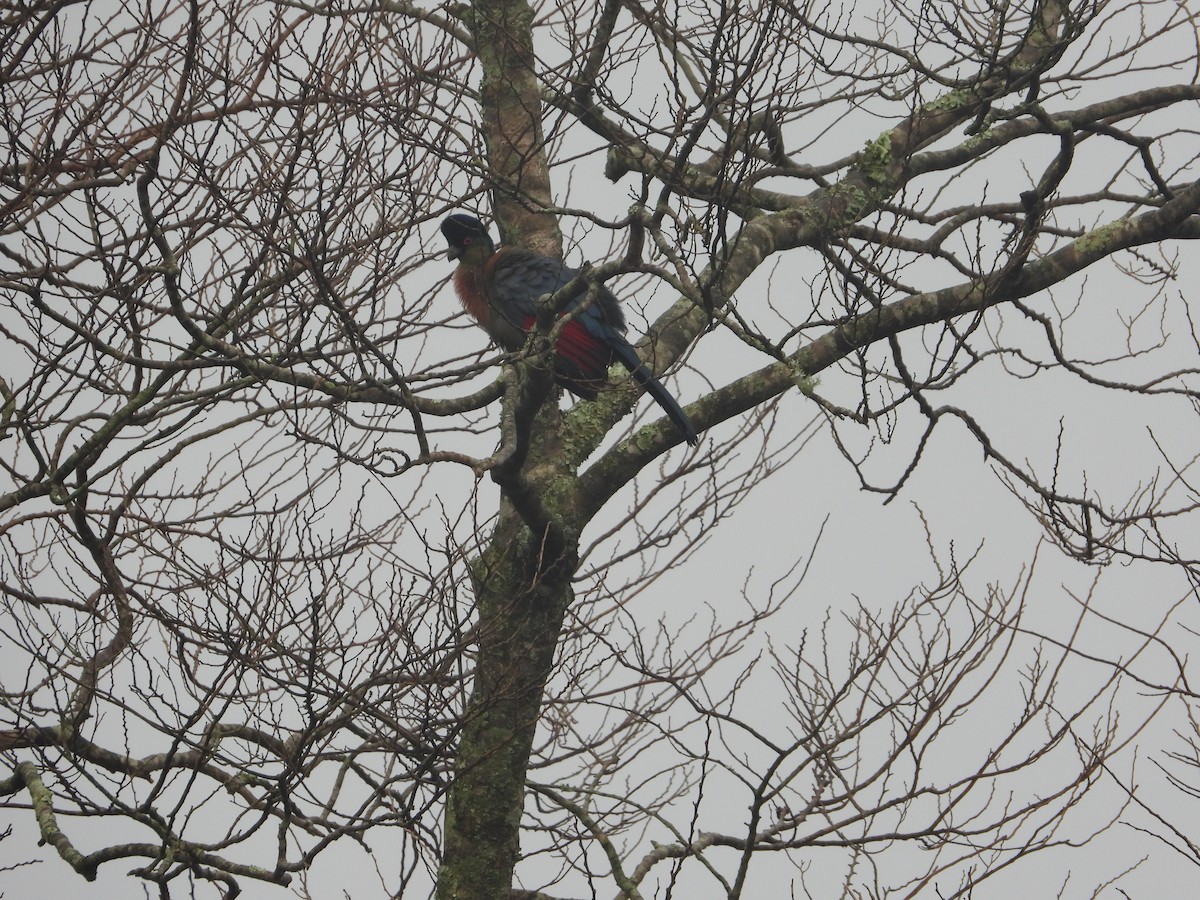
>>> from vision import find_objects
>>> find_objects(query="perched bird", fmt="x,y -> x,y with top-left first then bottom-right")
441,213 -> 698,446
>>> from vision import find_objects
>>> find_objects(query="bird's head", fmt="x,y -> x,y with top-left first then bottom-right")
441,214 -> 495,263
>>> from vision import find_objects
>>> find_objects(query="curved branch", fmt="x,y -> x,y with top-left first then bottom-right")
578,178 -> 1200,517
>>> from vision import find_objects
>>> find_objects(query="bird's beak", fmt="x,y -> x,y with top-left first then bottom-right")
446,247 -> 461,261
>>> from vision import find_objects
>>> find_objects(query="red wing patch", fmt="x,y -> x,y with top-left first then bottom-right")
554,320 -> 613,398
517,315 -> 612,398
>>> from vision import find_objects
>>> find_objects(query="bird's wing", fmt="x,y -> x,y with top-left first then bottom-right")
488,250 -> 569,320
487,249 -> 615,390
491,249 -> 627,332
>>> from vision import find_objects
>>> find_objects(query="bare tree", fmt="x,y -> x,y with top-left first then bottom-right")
2,0 -> 1198,897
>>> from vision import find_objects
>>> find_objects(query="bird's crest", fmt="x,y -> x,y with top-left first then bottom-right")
441,214 -> 494,261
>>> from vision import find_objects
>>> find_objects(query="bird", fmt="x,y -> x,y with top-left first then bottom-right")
441,213 -> 699,446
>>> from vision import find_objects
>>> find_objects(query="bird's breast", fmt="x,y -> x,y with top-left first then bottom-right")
453,266 -> 491,326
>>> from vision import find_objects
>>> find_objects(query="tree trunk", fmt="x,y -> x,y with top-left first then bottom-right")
436,397 -> 579,899
435,529 -> 575,899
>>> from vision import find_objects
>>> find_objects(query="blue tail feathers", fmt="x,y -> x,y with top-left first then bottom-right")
609,341 -> 699,446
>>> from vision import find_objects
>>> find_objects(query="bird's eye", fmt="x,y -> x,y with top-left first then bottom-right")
463,237 -> 473,246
